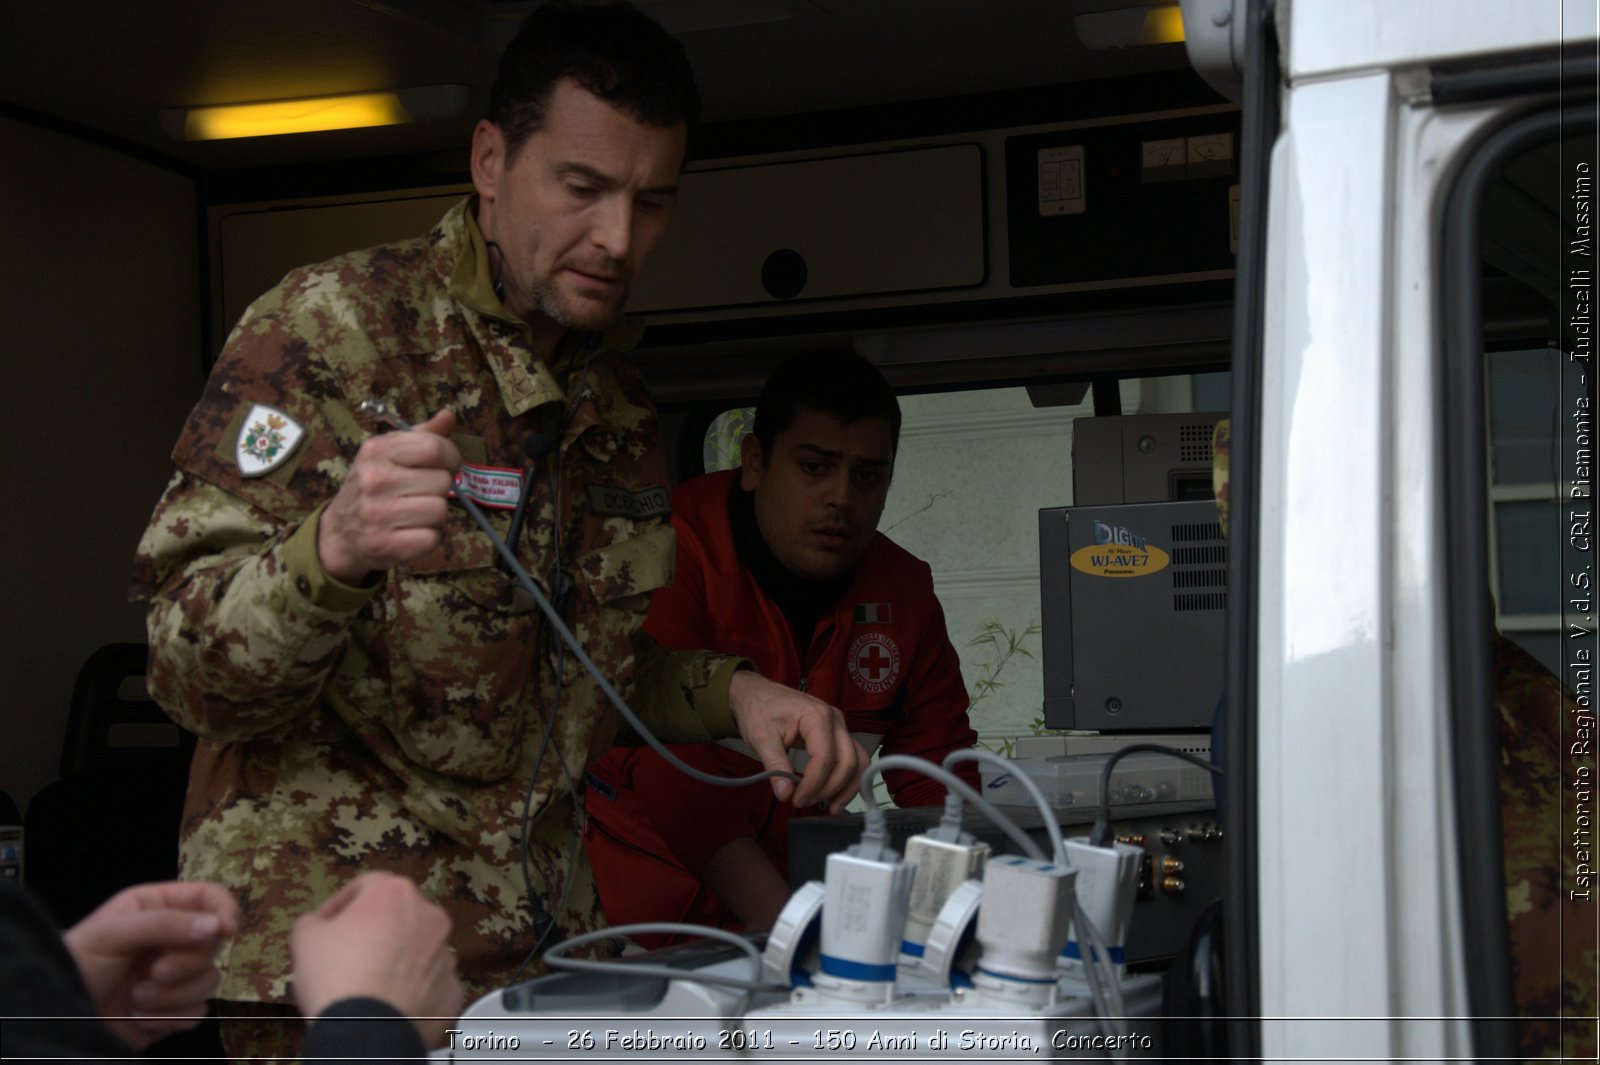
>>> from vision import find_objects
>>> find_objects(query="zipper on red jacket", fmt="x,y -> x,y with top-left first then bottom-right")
795,613 -> 837,698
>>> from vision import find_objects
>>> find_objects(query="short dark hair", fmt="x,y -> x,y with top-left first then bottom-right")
488,0 -> 701,160
752,352 -> 902,460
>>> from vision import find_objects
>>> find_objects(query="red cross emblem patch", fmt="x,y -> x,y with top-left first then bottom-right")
847,631 -> 901,695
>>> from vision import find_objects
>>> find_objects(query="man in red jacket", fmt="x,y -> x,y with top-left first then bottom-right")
584,352 -> 979,942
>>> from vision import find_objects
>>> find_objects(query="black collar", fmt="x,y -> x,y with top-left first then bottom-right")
727,479 -> 855,651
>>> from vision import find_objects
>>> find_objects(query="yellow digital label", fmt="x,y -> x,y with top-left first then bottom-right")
1070,542 -> 1170,578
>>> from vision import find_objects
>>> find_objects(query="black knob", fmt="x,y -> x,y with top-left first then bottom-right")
761,248 -> 808,300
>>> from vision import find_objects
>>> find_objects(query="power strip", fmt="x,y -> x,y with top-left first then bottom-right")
442,942 -> 1162,1060
1013,733 -> 1212,761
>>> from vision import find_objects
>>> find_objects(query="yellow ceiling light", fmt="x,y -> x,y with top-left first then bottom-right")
162,85 -> 468,142
1074,4 -> 1186,49
181,92 -> 410,141
1139,5 -> 1187,45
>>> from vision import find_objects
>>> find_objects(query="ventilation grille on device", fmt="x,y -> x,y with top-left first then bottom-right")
1171,518 -> 1227,612
1178,422 -> 1216,464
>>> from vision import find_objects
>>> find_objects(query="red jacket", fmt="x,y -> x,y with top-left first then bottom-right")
584,470 -> 978,936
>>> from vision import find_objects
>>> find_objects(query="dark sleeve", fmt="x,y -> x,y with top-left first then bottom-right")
0,882 -> 135,1060
303,997 -> 427,1063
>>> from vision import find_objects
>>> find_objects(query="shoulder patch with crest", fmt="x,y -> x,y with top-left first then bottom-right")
235,404 -> 306,478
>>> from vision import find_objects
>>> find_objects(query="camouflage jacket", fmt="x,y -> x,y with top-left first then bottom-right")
131,198 -> 744,1005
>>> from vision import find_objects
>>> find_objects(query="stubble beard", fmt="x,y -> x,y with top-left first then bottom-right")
527,273 -> 626,333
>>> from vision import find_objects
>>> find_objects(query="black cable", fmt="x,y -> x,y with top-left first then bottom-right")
500,433 -> 554,579
503,346 -> 693,980
510,622 -> 567,984
1087,743 -> 1224,849
485,240 -> 507,303
511,357 -> 582,979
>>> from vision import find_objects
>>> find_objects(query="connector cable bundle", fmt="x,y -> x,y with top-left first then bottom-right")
1087,743 -> 1223,848
940,749 -> 1124,1037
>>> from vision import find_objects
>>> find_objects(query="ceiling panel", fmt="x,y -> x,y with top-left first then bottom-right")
0,0 -> 1192,171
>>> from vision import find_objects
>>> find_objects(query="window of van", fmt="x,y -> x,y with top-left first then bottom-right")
1487,347 -> 1591,674
1443,103 -> 1598,1063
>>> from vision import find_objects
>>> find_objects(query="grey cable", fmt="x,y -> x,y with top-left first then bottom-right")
544,923 -> 782,993
941,750 -> 1122,1033
859,754 -> 1045,861
1089,743 -> 1222,848
458,493 -> 796,791
943,748 -> 1067,865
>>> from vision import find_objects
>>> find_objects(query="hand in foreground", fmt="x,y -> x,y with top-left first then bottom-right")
61,881 -> 239,1051
727,669 -> 868,813
319,408 -> 462,583
290,871 -> 463,1049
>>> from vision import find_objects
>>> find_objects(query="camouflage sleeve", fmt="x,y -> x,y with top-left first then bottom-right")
1212,417 -> 1232,538
626,631 -> 748,743
135,474 -> 379,741
131,282 -> 387,742
1492,633 -> 1599,1061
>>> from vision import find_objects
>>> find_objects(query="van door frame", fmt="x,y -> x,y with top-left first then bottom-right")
1223,0 -> 1274,1057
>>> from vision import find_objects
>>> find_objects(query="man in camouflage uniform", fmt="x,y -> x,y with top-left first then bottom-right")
1211,419 -> 1596,1062
131,3 -> 862,1057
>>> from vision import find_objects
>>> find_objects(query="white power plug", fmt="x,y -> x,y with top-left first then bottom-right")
969,855 -> 1076,1009
1059,837 -> 1142,978
813,843 -> 916,1006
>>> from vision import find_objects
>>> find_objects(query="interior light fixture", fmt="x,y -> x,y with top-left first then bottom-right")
162,85 -> 469,142
1074,4 -> 1186,50
1138,4 -> 1187,45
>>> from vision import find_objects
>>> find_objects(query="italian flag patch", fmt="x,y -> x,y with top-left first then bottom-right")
452,463 -> 523,510
854,602 -> 892,624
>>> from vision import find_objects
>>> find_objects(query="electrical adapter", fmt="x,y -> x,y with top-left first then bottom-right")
901,834 -> 990,961
970,855 -> 1076,1008
1059,837 -> 1142,977
813,843 -> 916,1006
